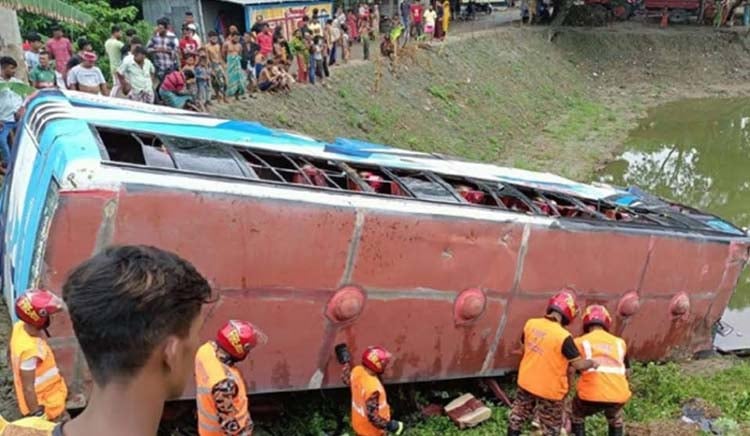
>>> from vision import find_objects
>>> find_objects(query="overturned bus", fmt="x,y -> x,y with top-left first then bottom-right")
2,90 -> 748,407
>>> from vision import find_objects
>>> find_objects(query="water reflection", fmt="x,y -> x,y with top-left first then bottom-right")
598,98 -> 750,316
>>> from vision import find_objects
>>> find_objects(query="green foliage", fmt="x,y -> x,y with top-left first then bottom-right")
17,0 -> 152,80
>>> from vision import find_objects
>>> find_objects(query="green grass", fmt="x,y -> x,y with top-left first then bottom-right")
255,358 -> 750,436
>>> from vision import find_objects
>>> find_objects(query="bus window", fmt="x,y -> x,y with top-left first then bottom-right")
97,128 -> 147,165
163,136 -> 246,177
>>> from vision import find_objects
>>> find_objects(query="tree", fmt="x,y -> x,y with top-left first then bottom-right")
0,0 -> 92,80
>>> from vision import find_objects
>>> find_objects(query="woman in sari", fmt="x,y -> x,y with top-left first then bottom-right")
442,0 -> 451,37
435,1 -> 445,39
222,31 -> 247,99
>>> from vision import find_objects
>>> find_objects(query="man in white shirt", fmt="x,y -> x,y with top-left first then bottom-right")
0,56 -> 25,168
24,32 -> 43,71
66,51 -> 108,95
117,46 -> 156,103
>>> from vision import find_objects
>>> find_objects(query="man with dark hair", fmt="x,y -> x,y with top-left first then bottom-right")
117,45 -> 155,103
29,51 -> 57,89
105,26 -> 125,96
24,32 -> 43,71
45,26 -> 72,74
148,17 -> 179,80
0,56 -> 24,167
251,14 -> 266,34
52,245 -> 213,435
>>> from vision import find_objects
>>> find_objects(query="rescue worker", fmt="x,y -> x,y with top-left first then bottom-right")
570,305 -> 631,436
9,289 -> 68,422
335,343 -> 404,436
3,245 -> 213,436
507,290 -> 599,436
195,320 -> 267,436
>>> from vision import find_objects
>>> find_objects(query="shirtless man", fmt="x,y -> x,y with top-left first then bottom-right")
205,31 -> 227,103
222,32 -> 246,99
257,58 -> 280,92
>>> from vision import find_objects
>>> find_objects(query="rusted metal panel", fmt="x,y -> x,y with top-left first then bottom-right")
519,228 -> 649,295
35,185 -> 749,402
110,189 -> 356,290
640,237 -> 729,295
350,214 -> 522,293
323,297 -> 506,385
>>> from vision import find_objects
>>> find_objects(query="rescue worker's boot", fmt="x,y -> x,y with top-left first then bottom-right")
571,422 -> 585,436
608,425 -> 624,436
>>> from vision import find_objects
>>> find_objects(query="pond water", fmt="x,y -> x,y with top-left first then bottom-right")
598,98 -> 750,352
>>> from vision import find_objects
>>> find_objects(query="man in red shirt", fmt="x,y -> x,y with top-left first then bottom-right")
409,1 -> 424,38
257,24 -> 274,59
179,26 -> 199,66
45,26 -> 73,74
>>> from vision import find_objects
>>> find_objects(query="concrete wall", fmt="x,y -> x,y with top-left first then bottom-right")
144,0 -> 246,38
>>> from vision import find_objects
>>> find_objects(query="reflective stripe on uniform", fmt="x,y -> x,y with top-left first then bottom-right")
582,340 -> 593,359
34,367 -> 59,387
582,339 -> 626,374
352,401 -> 366,417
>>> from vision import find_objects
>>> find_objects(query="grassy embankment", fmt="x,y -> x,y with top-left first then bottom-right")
259,359 -> 750,436
215,25 -> 750,182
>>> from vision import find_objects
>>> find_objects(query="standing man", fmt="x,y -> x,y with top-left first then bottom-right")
507,290 -> 598,436
117,45 -> 156,103
29,51 -> 58,89
45,26 -> 73,74
148,17 -> 180,81
336,343 -> 405,436
180,26 -> 200,66
9,289 -> 68,421
195,320 -> 266,436
251,14 -> 266,34
409,0 -> 424,39
184,11 -> 203,44
0,56 -> 25,168
66,52 -> 108,95
24,32 -> 43,72
105,25 -> 125,96
570,305 -> 631,436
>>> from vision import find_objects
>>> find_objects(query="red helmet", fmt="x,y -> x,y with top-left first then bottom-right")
582,305 -> 612,332
14,289 -> 64,329
361,346 -> 392,374
216,320 -> 267,361
546,290 -> 578,326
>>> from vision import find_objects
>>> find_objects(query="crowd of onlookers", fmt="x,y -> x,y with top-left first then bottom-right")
12,1 -> 453,105
0,2 -> 456,166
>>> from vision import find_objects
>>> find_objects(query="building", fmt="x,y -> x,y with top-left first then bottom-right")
142,0 -> 333,40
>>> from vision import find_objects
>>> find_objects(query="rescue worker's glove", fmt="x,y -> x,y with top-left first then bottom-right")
386,419 -> 404,435
335,343 -> 351,364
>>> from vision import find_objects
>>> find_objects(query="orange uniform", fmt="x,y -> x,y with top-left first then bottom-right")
517,317 -> 576,401
9,321 -> 68,420
194,342 -> 250,436
350,365 -> 391,436
574,329 -> 631,404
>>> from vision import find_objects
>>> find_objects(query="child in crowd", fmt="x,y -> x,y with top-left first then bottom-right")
341,24 -> 351,63
181,53 -> 204,111
195,53 -> 211,108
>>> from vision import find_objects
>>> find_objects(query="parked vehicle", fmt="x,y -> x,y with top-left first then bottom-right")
3,90 -> 748,407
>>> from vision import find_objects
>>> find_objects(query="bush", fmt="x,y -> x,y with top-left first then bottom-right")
18,0 -> 153,81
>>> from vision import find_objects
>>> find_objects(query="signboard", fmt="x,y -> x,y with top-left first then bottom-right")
245,1 -> 333,40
